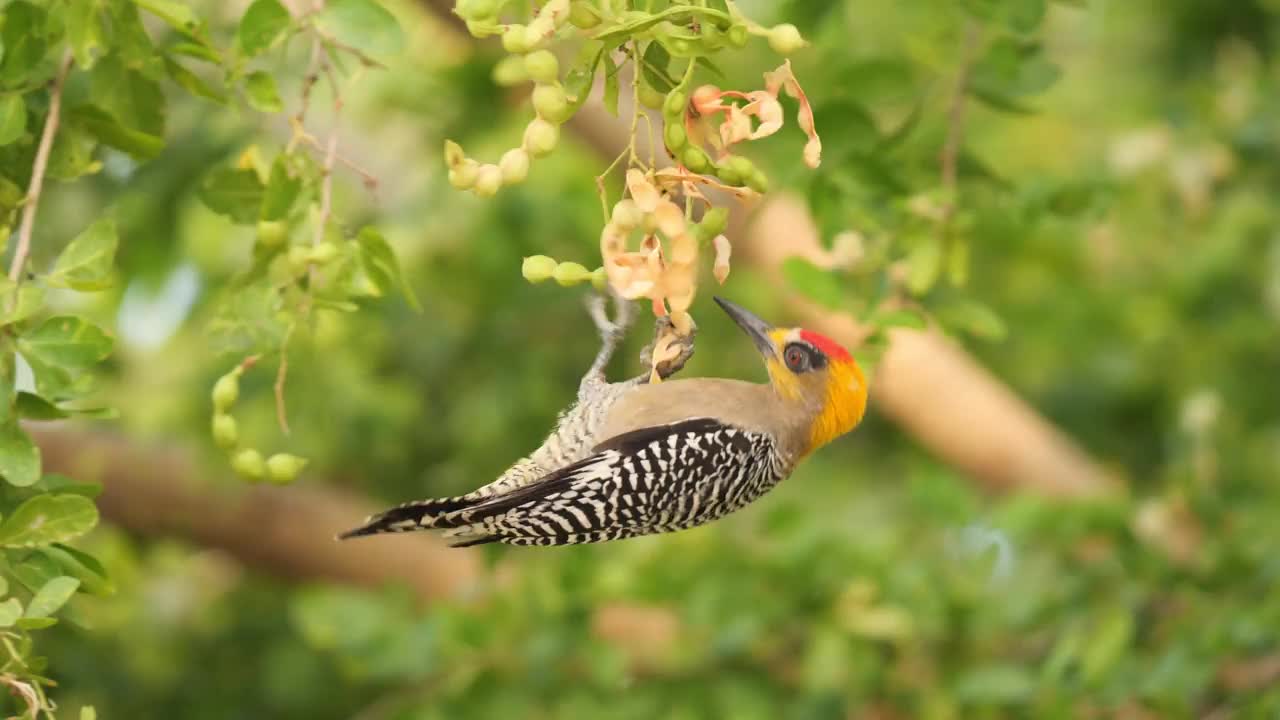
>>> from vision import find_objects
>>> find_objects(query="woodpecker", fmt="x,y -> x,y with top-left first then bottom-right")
340,296 -> 868,547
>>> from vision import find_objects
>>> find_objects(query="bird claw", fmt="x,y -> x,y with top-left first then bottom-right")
639,315 -> 696,382
585,287 -> 634,346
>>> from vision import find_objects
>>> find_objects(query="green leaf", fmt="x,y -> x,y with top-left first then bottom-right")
18,317 -> 114,373
0,423 -> 40,487
46,126 -> 102,181
0,2 -> 48,85
15,392 -> 68,421
1082,609 -> 1133,684
24,576 -> 79,618
133,0 -> 200,33
315,0 -> 405,60
602,54 -> 620,116
199,167 -> 266,224
357,227 -> 422,312
261,155 -> 302,220
67,106 -> 165,160
169,42 -> 222,64
0,575 -> 8,596
0,280 -> 45,326
0,598 -> 21,628
66,1 -> 108,69
0,494 -> 99,548
939,299 -> 1007,341
37,474 -> 103,498
782,258 -> 845,308
563,45 -> 603,113
245,71 -> 283,113
872,309 -> 928,331
89,55 -> 166,138
640,42 -> 675,93
49,217 -> 118,291
16,616 -> 57,629
0,94 -> 26,146
238,0 -> 291,56
954,664 -> 1035,703
164,57 -> 228,104
42,543 -> 114,596
906,241 -> 942,296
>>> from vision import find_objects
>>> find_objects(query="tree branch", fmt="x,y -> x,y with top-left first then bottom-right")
30,426 -> 484,603
10,52 -> 73,285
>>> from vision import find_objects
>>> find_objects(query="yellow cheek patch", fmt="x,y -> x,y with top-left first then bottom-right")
804,362 -> 868,456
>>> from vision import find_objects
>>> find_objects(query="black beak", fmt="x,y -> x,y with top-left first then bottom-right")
714,297 -> 777,359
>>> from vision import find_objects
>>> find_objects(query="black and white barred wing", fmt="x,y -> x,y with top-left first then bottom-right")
446,417 -> 785,547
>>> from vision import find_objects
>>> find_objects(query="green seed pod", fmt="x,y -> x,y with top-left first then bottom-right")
682,146 -> 710,173
256,219 -> 287,248
727,24 -> 749,48
473,164 -> 503,198
266,453 -> 309,484
308,241 -> 340,265
768,23 -> 806,55
699,206 -> 729,240
664,90 -> 687,118
701,24 -> 724,49
448,158 -> 480,189
231,448 -> 265,482
500,148 -> 530,184
553,261 -> 591,287
590,266 -> 607,291
492,55 -> 529,86
288,245 -> 311,273
715,162 -> 742,186
212,372 -> 240,412
212,413 -> 238,450
444,139 -> 466,167
638,84 -> 665,109
568,1 -> 601,28
456,0 -> 500,21
524,118 -> 560,157
532,84 -> 570,122
524,50 -> 559,84
746,168 -> 770,193
522,255 -> 558,283
664,122 -> 687,151
666,38 -> 695,57
502,25 -> 531,53
729,155 -> 757,179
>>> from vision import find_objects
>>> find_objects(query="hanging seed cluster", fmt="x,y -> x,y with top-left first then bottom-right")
447,0 -> 823,334
211,362 -> 308,485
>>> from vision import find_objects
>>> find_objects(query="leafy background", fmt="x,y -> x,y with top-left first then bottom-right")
2,0 -> 1279,718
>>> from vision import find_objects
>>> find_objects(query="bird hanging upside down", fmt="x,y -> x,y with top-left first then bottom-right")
339,296 -> 868,547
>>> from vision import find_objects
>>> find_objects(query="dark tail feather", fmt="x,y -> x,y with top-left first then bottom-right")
337,496 -> 477,540
448,534 -> 498,548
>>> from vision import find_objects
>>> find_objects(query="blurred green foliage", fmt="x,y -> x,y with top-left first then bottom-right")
6,0 -> 1280,718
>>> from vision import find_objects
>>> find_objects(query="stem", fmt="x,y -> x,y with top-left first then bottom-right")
274,325 -> 295,435
938,22 -> 980,229
313,99 -> 341,248
9,52 -> 73,286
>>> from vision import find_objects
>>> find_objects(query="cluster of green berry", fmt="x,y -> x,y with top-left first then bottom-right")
211,364 -> 308,485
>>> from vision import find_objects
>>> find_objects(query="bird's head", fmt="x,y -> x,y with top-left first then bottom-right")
715,296 -> 868,455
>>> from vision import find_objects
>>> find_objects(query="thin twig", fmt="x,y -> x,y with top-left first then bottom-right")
10,52 -> 74,286
937,22 -> 981,231
313,101 -> 341,248
274,325 -> 295,435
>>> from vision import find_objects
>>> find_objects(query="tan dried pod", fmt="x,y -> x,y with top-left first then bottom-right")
653,200 -> 686,238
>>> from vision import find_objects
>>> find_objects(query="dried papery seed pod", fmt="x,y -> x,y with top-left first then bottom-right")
626,169 -> 661,212
653,200 -> 686,238
692,85 -> 722,115
713,234 -> 732,284
670,232 -> 697,266
671,310 -> 694,335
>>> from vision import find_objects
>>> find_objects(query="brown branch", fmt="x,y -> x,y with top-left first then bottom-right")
10,52 -> 73,286
30,425 -> 483,603
940,23 -> 980,197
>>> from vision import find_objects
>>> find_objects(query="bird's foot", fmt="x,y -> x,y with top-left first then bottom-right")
639,315 -> 697,382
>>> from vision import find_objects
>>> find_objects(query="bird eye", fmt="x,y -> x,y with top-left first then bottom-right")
784,344 -> 810,373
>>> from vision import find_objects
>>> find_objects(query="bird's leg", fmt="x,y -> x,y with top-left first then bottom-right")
581,289 -> 636,394
637,315 -> 697,383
